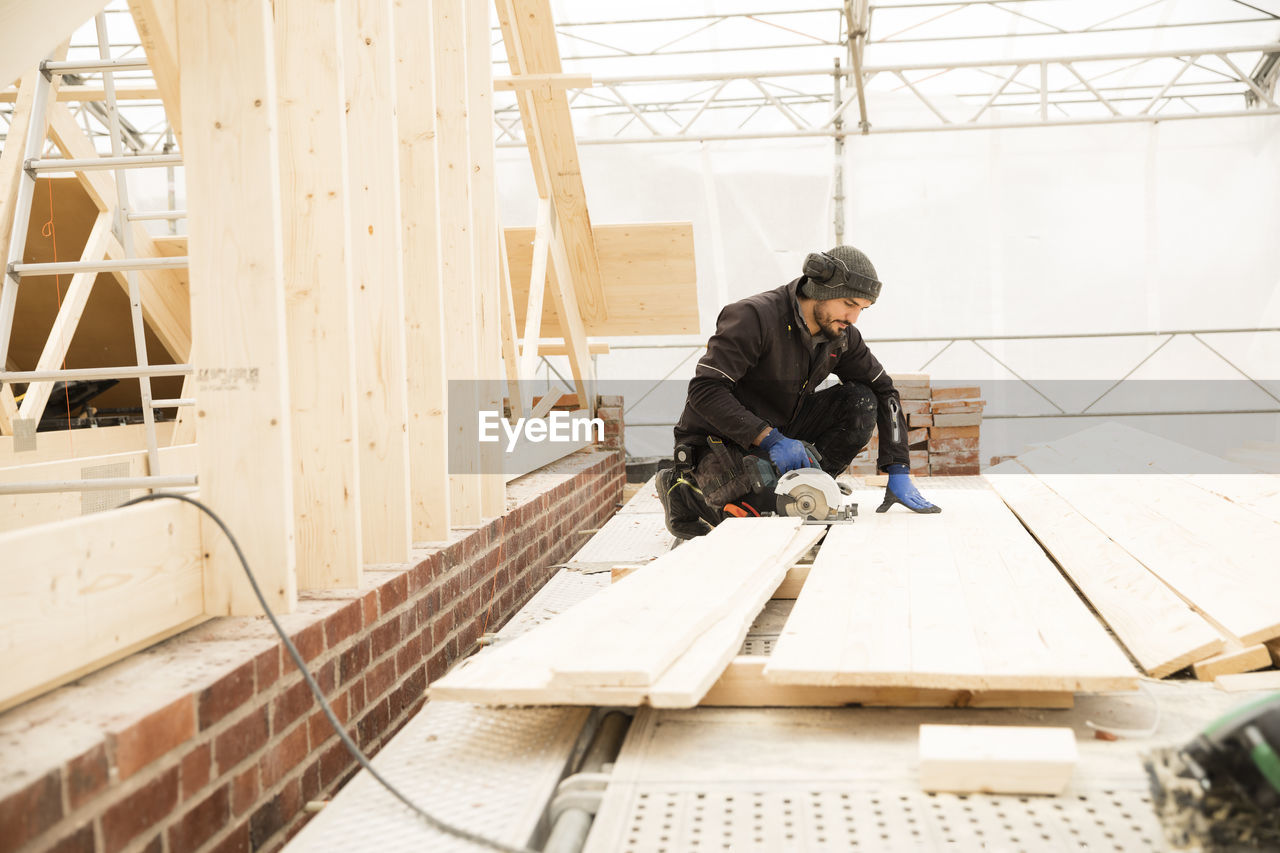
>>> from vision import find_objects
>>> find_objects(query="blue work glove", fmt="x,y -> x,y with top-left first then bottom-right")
758,429 -> 813,474
877,463 -> 942,514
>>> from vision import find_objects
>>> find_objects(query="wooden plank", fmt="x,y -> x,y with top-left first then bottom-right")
0,499 -> 207,713
1216,670 -> 1280,692
276,0 -> 363,587
395,0 -> 450,542
930,386 -> 981,401
772,563 -> 811,599
929,425 -> 979,440
699,659 -> 1074,708
178,0 -> 296,615
343,0 -> 412,561
0,422 -> 175,466
495,0 -> 607,324
548,518 -> 806,688
647,526 -> 826,707
16,212 -> 114,424
918,725 -> 1077,795
505,222 -> 698,337
0,85 -> 163,102
127,0 -> 182,139
765,486 -> 1139,692
434,0 -> 482,526
467,0 -> 505,519
1018,441 -> 1280,646
547,223 -> 594,408
517,199 -> 551,387
985,462 -> 1223,677
497,224 -> 523,419
0,443 -> 196,532
1192,643 -> 1271,681
933,413 -> 982,427
0,0 -> 106,90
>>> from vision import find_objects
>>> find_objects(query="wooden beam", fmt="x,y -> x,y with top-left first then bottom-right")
494,0 -> 608,324
342,0 -> 412,562
919,724 -> 1078,795
126,0 -> 181,139
395,0 -> 450,543
0,85 -> 163,102
505,221 -> 699,337
533,342 -> 609,357
1192,642 -> 1271,681
434,0 -> 482,526
178,0 -> 297,615
0,0 -> 107,90
276,0 -> 363,588
497,221 -> 524,419
0,442 -> 196,532
492,72 -> 591,91
16,212 -> 114,424
0,498 -> 207,713
547,222 -> 594,410
518,198 -> 551,387
0,422 -> 175,466
467,0 -> 505,518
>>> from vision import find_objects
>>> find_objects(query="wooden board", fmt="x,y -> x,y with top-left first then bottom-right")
276,0 -> 363,588
179,0 -> 297,615
0,442 -> 196,532
0,499 -> 207,712
1216,670 -> 1280,692
506,222 -> 698,337
0,422 -> 175,466
430,520 -> 817,706
764,485 -> 1140,692
985,462 -> 1223,677
1192,643 -> 1271,681
700,658 -> 1074,708
919,724 -> 1077,795
1016,441 -> 1280,646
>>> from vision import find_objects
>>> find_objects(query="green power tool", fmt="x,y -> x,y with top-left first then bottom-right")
1144,693 -> 1280,850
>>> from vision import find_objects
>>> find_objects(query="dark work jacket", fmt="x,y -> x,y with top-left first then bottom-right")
673,277 -> 911,472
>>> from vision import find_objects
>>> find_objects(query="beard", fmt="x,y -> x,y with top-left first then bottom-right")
812,301 -> 851,341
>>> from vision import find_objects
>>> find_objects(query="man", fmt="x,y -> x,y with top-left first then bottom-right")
658,244 -> 940,539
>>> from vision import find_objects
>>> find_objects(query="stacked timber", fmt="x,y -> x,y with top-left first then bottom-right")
845,375 -> 984,476
986,424 -> 1280,684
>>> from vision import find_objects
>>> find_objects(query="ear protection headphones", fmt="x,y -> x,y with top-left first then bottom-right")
801,251 -> 851,286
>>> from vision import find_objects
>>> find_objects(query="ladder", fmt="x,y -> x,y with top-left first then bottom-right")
0,13 -> 195,497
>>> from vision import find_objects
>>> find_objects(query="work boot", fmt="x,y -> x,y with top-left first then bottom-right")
657,467 -> 716,539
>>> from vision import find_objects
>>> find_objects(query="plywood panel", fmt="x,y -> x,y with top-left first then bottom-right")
506,222 -> 698,337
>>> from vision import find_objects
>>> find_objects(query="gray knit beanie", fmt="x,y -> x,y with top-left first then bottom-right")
801,245 -> 882,303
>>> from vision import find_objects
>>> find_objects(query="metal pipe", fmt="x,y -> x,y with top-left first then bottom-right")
11,256 -> 189,276
1,364 -> 192,382
26,154 -> 183,172
543,712 -> 631,853
43,58 -> 150,74
0,475 -> 197,495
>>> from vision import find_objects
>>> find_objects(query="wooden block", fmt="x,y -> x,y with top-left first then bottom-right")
932,462 -> 980,476
1193,643 -> 1271,681
909,450 -> 929,466
934,413 -> 983,427
1216,670 -> 1280,692
919,725 -> 1077,795
899,386 -> 932,401
930,451 -> 979,466
931,386 -> 982,402
908,413 -> 933,428
931,425 -> 980,440
890,373 -> 930,386
930,437 -> 980,454
902,400 -> 931,415
863,475 -> 889,487
931,400 -> 985,414
907,427 -> 929,446
771,563 -> 810,599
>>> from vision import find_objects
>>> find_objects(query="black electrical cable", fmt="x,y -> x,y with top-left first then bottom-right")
121,493 -> 535,853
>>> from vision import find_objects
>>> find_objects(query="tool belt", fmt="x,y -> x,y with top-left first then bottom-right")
689,436 -> 776,508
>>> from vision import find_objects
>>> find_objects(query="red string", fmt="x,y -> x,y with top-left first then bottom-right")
42,180 -> 74,455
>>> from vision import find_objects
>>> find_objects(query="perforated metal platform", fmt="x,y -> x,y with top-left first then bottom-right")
583,706 -> 1183,853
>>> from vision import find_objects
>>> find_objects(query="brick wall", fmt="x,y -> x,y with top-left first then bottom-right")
0,448 -> 624,853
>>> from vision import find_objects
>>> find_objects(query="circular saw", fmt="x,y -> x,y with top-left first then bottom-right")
774,468 -> 858,523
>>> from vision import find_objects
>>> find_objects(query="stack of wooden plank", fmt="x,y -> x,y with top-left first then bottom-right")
986,424 -> 1280,683
846,375 -> 984,476
431,476 -> 1140,708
